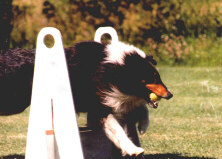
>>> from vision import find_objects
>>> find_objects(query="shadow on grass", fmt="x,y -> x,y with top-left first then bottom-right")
144,153 -> 215,159
0,153 -> 215,159
0,155 -> 24,159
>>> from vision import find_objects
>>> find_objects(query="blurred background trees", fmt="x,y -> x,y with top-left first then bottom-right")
0,0 -> 13,50
1,0 -> 222,65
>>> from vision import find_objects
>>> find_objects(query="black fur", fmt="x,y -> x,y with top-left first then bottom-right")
0,48 -> 34,114
0,40 -> 172,118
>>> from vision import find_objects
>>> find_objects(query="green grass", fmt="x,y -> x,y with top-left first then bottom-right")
0,66 -> 222,158
0,109 -> 29,157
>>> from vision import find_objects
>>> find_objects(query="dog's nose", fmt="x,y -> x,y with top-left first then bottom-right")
165,91 -> 173,100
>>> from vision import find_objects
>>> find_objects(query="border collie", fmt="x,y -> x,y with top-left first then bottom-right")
0,41 -> 172,156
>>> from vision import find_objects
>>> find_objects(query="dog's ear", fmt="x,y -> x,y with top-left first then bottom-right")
145,55 -> 157,65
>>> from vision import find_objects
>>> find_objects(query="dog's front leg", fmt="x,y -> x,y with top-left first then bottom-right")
137,105 -> 149,135
103,114 -> 144,156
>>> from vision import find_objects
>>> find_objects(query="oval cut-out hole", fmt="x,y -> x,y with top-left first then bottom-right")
44,34 -> 55,48
101,33 -> 112,45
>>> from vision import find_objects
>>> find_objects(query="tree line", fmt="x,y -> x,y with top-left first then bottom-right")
1,0 -> 222,50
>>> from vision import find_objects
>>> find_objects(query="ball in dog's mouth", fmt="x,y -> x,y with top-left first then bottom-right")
148,93 -> 161,109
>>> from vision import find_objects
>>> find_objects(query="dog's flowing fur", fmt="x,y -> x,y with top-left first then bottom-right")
0,41 -> 172,156
0,48 -> 34,115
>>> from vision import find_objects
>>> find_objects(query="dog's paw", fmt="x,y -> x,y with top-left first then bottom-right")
138,119 -> 149,135
121,144 -> 144,156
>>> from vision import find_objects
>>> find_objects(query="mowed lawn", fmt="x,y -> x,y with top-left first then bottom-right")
0,66 -> 222,158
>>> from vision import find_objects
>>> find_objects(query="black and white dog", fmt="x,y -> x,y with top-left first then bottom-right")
0,41 -> 172,156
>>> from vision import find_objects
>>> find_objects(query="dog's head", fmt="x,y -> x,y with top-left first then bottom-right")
105,42 -> 173,108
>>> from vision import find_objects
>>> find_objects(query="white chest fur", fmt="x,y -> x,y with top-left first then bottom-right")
102,86 -> 146,114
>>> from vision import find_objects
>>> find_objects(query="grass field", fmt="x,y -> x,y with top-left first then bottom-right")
0,66 -> 222,159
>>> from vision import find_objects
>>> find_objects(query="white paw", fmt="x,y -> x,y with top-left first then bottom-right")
121,144 -> 144,156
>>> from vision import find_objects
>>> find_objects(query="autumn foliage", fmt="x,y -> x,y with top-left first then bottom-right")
1,0 -> 222,65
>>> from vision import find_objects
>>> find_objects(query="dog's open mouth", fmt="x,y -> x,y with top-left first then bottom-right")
148,100 -> 158,109
147,93 -> 160,109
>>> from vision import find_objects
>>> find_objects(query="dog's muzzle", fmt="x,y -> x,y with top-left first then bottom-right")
165,91 -> 173,99
145,84 -> 173,99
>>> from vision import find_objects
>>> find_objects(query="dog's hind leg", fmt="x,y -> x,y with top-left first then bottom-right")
87,111 -> 102,129
103,114 -> 144,156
